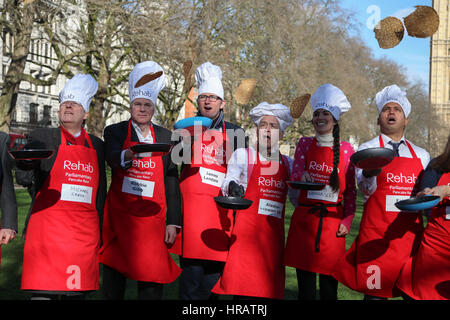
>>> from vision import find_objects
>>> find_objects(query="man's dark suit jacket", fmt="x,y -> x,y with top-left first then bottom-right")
16,127 -> 106,234
103,120 -> 182,227
0,131 -> 18,232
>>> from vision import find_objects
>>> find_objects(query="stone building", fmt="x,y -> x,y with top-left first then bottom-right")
0,0 -> 128,136
429,0 -> 450,150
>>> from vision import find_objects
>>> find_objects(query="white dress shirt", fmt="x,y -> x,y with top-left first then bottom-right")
221,147 -> 297,206
357,133 -> 431,200
120,121 -> 154,167
119,121 -> 179,228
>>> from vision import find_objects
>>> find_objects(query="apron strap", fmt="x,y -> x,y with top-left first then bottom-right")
404,140 -> 418,158
247,148 -> 254,187
298,202 -> 342,252
83,129 -> 94,149
379,135 -> 418,159
127,119 -> 155,144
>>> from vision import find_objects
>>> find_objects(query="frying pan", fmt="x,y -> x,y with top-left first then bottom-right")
214,196 -> 253,210
130,143 -> 172,155
173,116 -> 212,130
214,196 -> 253,227
350,147 -> 396,170
395,195 -> 441,212
9,149 -> 54,160
287,181 -> 326,191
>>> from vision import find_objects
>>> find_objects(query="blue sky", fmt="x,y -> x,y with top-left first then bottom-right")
340,0 -> 432,89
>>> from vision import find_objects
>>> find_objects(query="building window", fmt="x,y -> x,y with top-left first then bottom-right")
30,103 -> 38,124
43,105 -> 52,126
3,30 -> 12,56
36,41 -> 40,61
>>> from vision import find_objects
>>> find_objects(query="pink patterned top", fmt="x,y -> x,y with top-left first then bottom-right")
291,137 -> 357,230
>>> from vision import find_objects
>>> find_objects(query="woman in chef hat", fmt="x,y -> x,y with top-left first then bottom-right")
284,83 -> 357,300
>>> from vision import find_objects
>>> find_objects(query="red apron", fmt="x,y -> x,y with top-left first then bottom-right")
176,123 -> 233,262
21,128 -> 100,291
396,172 -> 450,300
212,149 -> 289,299
284,139 -> 346,275
333,136 -> 424,298
0,182 -> 2,266
99,120 -> 180,283
0,181 -> 2,266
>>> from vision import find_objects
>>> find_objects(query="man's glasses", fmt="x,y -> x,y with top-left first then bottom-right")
198,94 -> 222,102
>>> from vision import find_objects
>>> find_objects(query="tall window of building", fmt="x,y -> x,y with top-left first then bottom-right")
3,30 -> 12,56
36,41 -> 40,62
30,103 -> 38,124
43,105 -> 52,126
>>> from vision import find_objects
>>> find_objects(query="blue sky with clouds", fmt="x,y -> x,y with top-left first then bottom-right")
340,0 -> 432,89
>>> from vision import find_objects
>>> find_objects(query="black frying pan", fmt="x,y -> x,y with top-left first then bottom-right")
287,181 -> 326,191
350,147 -> 396,170
214,196 -> 253,210
130,143 -> 173,155
9,149 -> 55,160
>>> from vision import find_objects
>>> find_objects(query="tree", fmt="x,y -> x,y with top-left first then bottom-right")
0,0 -> 93,131
0,0 -> 37,130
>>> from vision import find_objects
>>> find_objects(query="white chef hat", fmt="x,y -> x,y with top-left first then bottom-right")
375,84 -> 411,118
310,84 -> 351,120
249,102 -> 293,131
59,74 -> 98,112
129,61 -> 166,105
195,62 -> 224,100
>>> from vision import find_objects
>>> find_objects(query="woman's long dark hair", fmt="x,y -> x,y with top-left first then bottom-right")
329,122 -> 340,192
431,134 -> 450,173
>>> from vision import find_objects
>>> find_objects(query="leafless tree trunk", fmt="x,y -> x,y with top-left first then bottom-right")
0,0 -> 35,131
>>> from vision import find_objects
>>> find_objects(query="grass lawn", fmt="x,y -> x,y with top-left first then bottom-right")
0,187 -> 370,300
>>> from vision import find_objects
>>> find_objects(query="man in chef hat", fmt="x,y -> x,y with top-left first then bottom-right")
177,61 -> 246,300
333,84 -> 431,300
99,61 -> 182,300
210,102 -> 295,299
249,102 -> 293,173
17,74 -> 107,300
222,101 -> 294,201
195,61 -> 226,126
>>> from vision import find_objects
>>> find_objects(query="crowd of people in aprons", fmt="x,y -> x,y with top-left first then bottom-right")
0,60 -> 449,300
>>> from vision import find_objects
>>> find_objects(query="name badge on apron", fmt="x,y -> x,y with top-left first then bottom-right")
122,176 -> 155,198
60,183 -> 93,204
307,185 -> 339,203
199,167 -> 225,188
258,199 -> 283,219
386,195 -> 410,212
446,206 -> 450,220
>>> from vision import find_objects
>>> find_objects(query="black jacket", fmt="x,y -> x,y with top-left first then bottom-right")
0,131 -> 18,231
103,120 -> 182,226
16,127 -> 106,234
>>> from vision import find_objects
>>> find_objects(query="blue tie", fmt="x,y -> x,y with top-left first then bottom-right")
389,141 -> 403,157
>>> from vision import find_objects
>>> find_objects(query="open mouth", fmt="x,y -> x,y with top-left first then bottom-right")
387,116 -> 396,124
315,120 -> 328,127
